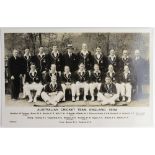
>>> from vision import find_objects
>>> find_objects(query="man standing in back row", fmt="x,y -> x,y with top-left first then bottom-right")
93,46 -> 108,73
32,46 -> 48,80
20,48 -> 33,99
63,44 -> 78,73
46,45 -> 64,75
107,49 -> 120,72
77,43 -> 94,74
119,49 -> 133,72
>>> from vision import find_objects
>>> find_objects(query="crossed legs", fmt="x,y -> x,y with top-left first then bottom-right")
41,91 -> 64,106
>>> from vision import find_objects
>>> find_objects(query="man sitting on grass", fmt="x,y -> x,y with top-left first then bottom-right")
41,75 -> 64,106
97,76 -> 118,105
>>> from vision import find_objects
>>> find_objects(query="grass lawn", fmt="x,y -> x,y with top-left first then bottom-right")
5,94 -> 149,107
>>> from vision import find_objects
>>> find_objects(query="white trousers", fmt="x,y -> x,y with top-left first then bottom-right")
76,82 -> 89,96
24,82 -> 43,99
120,82 -> 132,98
115,83 -> 121,95
61,83 -> 76,97
41,91 -> 64,104
89,82 -> 101,96
97,92 -> 119,103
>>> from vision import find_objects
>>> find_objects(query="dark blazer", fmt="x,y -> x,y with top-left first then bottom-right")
119,57 -> 133,72
119,72 -> 134,85
93,53 -> 108,73
90,71 -> 103,83
107,55 -> 120,72
99,83 -> 117,95
106,71 -> 119,83
31,54 -> 48,73
25,71 -> 42,84
46,52 -> 64,72
74,70 -> 90,83
45,71 -> 60,83
20,55 -> 33,74
77,51 -> 94,71
63,53 -> 78,72
61,72 -> 75,83
43,83 -> 62,93
8,56 -> 21,77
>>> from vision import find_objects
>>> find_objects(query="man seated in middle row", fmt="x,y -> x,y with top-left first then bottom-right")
74,63 -> 90,101
119,65 -> 133,103
106,64 -> 121,101
61,66 -> 76,102
24,63 -> 43,103
45,64 -> 60,84
89,64 -> 103,101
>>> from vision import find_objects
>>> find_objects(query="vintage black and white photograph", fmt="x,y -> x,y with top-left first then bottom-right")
4,30 -> 150,107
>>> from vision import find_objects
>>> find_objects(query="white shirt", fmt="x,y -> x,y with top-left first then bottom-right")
107,71 -> 115,77
38,52 -> 45,58
49,70 -> 57,75
13,56 -> 17,60
64,72 -> 71,78
52,51 -> 59,57
29,70 -> 37,76
78,70 -> 85,75
107,84 -> 110,89
122,55 -> 129,60
95,52 -> 101,59
68,52 -> 72,57
24,53 -> 31,59
81,50 -> 88,56
109,55 -> 116,61
110,72 -> 113,77
94,70 -> 100,75
124,71 -> 130,79
50,82 -> 57,88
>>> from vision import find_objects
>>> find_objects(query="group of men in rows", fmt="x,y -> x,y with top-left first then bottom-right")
8,43 -> 146,106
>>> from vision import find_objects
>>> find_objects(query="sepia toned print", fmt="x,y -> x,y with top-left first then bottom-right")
4,32 -> 150,107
